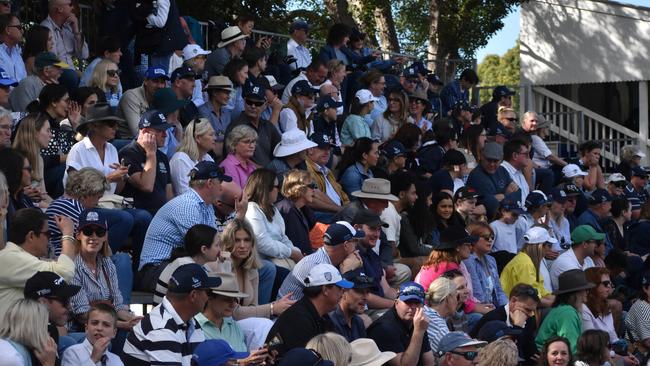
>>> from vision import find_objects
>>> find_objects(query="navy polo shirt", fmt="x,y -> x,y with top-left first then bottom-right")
328,305 -> 366,342
358,245 -> 385,298
429,169 -> 454,194
119,141 -> 171,214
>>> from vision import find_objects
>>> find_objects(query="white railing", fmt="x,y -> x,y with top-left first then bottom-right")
531,86 -> 643,168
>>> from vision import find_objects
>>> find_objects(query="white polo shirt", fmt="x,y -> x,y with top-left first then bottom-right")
549,249 -> 594,291
64,137 -> 119,193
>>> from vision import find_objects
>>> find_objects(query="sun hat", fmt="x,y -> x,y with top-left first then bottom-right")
303,263 -> 353,288
273,129 -> 318,157
562,164 -> 588,179
570,225 -> 605,244
523,226 -> 558,245
76,102 -> 125,133
433,226 -> 479,250
217,26 -> 249,48
355,89 -> 379,104
351,178 -> 398,201
324,221 -> 365,245
536,115 -> 551,129
182,44 -> 210,61
205,75 -> 234,92
349,338 -> 396,366
409,89 -> 430,107
210,272 -> 249,298
554,269 -> 595,295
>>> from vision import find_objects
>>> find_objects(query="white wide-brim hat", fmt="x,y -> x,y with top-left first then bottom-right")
273,129 -> 317,157
218,26 -> 249,48
349,338 -> 396,366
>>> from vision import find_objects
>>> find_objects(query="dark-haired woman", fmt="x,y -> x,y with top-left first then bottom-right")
318,23 -> 377,66
37,84 -> 81,198
398,180 -> 434,274
458,124 -> 487,171
431,191 -> 465,245
22,25 -> 53,75
153,224 -> 222,305
573,330 -> 612,366
338,137 -> 378,197
0,149 -> 37,221
539,336 -> 572,366
223,58 -> 248,120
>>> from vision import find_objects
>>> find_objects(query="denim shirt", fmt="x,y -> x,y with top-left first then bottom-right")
463,253 -> 508,307
340,162 -> 373,197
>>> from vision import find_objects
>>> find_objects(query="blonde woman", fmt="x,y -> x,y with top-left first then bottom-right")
169,118 -> 216,195
500,226 -> 556,307
12,113 -> 53,207
476,338 -> 518,366
423,276 -> 458,352
221,218 -> 294,316
306,332 -> 352,366
276,170 -> 317,255
219,124 -> 258,189
0,299 -> 56,366
320,59 -> 345,116
371,89 -> 411,142
90,59 -> 122,108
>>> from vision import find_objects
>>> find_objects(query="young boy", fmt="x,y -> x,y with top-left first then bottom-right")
62,303 -> 123,366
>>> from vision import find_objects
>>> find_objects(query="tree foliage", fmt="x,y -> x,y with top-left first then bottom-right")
478,40 -> 520,106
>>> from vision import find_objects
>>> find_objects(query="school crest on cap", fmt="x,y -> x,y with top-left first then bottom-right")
86,211 -> 99,222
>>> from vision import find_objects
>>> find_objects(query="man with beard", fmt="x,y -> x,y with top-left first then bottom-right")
329,269 -> 375,341
367,281 -> 435,366
382,171 -> 417,249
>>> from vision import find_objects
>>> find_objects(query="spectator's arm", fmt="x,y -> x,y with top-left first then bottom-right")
146,0 -> 170,28
245,205 -> 292,259
306,189 -> 341,212
367,292 -> 396,310
547,154 -> 567,167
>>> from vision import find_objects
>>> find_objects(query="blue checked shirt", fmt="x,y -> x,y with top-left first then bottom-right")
277,247 -> 332,301
139,189 -> 216,269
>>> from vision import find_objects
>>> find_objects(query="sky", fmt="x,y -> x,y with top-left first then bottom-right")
476,0 -> 650,63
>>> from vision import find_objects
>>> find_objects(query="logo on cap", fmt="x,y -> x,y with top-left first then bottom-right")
252,86 -> 260,94
193,48 -> 198,55
53,277 -> 64,285
155,69 -> 164,75
142,118 -> 150,127
324,272 -> 332,281
192,276 -> 201,288
0,71 -> 8,78
87,211 -> 99,222
36,289 -> 51,296
158,113 -> 166,121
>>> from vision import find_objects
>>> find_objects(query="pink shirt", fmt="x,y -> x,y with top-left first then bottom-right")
219,153 -> 257,189
415,261 -> 476,313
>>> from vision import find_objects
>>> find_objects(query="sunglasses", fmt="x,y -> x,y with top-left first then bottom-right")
405,79 -> 418,84
307,183 -> 317,189
600,280 -> 613,288
505,117 -> 519,122
7,24 -> 22,31
450,350 -> 479,361
480,234 -> 495,241
106,69 -> 121,77
81,226 -> 107,237
245,99 -> 265,107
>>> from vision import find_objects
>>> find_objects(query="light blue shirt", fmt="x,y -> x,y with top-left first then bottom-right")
197,101 -> 232,141
0,43 -> 26,82
364,95 -> 386,127
340,114 -> 371,146
287,38 -> 312,71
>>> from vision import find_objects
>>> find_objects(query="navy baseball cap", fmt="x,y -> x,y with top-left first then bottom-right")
525,190 -> 550,208
427,74 -> 444,85
402,66 -> 418,78
500,198 -> 526,214
243,83 -> 266,101
0,67 -> 17,87
279,348 -> 334,366
588,188 -> 612,204
398,282 -> 425,304
170,65 -> 198,82
410,61 -> 431,76
291,80 -> 319,96
145,65 -> 169,80
168,263 -> 221,293
381,140 -> 407,159
309,132 -> 335,148
632,166 -> 648,178
289,20 -> 310,33
324,221 -> 365,246
343,269 -> 377,290
192,339 -> 248,366
492,85 -> 515,99
24,272 -> 81,301
477,320 -> 522,343
454,186 -> 482,201
561,183 -> 582,196
190,161 -> 233,182
315,95 -> 343,112
453,99 -> 472,111
139,110 -> 173,131
78,209 -> 108,230
550,187 -> 568,203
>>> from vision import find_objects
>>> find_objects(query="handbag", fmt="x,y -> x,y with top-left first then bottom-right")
97,193 -> 134,209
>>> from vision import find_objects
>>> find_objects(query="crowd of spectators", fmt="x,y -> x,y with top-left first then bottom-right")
0,1 -> 649,366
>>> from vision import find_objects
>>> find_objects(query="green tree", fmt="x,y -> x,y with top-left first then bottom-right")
478,40 -> 520,106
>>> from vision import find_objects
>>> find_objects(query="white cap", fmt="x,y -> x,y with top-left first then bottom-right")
562,164 -> 588,178
182,44 -> 211,61
524,226 -> 558,245
606,173 -> 627,184
303,264 -> 353,288
355,89 -> 379,104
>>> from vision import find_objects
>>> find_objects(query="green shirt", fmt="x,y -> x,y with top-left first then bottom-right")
194,313 -> 247,352
535,304 -> 581,354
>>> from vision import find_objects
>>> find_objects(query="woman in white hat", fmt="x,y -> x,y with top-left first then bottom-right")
340,89 -> 377,146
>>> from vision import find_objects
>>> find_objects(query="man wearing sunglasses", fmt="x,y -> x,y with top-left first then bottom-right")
367,281 -> 435,366
0,14 -> 26,82
0,208 -> 77,315
400,66 -> 419,95
225,83 -> 281,167
436,332 -> 486,366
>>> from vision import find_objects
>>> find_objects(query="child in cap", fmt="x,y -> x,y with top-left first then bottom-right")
340,89 -> 376,146
490,198 -> 526,267
61,303 -> 123,366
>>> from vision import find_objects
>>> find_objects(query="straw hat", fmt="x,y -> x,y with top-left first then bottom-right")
349,338 -> 396,366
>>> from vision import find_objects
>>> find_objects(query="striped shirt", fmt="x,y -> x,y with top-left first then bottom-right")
277,247 -> 332,301
123,297 -> 205,366
139,189 -> 216,270
423,306 -> 449,353
625,299 -> 650,343
69,254 -> 128,318
46,197 -> 84,257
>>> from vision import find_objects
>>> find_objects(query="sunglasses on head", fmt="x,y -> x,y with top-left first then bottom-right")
81,226 -> 107,237
450,350 -> 479,361
245,99 -> 265,107
106,69 -> 121,77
